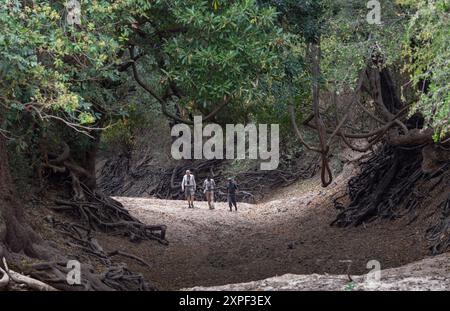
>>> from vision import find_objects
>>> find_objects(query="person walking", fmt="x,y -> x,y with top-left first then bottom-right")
227,178 -> 238,212
203,176 -> 216,210
181,170 -> 196,208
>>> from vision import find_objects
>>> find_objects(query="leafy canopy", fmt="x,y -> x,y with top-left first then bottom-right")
401,0 -> 449,139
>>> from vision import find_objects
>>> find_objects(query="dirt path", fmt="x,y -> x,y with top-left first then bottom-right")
95,163 -> 433,290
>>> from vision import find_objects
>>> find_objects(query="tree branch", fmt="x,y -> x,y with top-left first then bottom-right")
129,46 -> 231,125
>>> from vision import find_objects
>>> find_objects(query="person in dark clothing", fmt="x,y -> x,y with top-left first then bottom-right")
227,178 -> 238,212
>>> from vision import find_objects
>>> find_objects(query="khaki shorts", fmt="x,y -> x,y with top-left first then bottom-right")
184,187 -> 195,198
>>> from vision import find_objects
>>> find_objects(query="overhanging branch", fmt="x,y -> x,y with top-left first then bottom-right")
129,46 -> 231,125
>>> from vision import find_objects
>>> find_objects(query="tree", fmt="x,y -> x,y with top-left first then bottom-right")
0,0 -> 160,289
267,0 -> 449,188
126,0 -> 287,125
401,0 -> 449,140
0,0 -> 289,288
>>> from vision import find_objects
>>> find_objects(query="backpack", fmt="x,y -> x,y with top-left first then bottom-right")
205,179 -> 214,191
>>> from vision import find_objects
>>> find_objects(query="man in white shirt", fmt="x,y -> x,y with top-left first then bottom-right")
181,170 -> 196,208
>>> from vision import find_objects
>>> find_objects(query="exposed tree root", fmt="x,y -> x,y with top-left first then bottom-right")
102,264 -> 151,291
45,216 -> 151,268
0,265 -> 9,290
28,260 -> 152,291
42,141 -> 167,245
8,139 -> 164,291
331,144 -> 425,227
332,142 -> 450,255
1,233 -> 151,291
98,156 -> 319,203
53,185 -> 167,245
426,194 -> 450,255
13,216 -> 155,291
1,258 -> 58,291
1,118 -> 160,291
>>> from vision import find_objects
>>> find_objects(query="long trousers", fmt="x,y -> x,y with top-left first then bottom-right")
228,194 -> 237,211
205,191 -> 214,209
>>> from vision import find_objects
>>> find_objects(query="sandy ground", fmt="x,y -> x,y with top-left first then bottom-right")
88,162 -> 440,290
186,253 -> 450,291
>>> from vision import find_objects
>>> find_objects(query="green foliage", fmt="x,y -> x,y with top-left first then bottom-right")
1,0 -> 448,159
320,0 -> 408,88
402,0 -> 450,139
317,0 -> 449,139
100,102 -> 158,153
265,0 -> 326,42
133,0 -> 289,121
0,1 -> 129,126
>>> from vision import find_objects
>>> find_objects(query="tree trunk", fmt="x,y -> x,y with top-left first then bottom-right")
80,132 -> 100,190
0,130 -> 42,259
